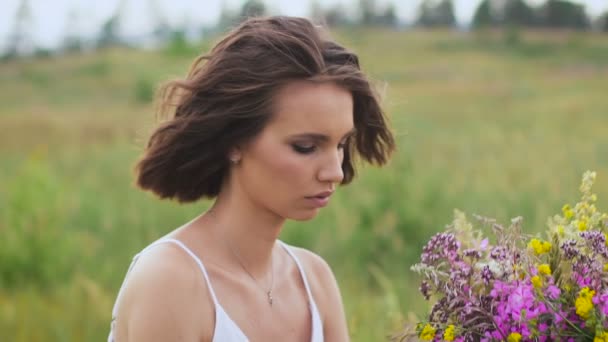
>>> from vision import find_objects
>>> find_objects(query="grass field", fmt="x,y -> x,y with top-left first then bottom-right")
1,28 -> 608,341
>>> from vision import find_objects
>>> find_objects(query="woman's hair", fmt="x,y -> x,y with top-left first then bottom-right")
135,16 -> 395,203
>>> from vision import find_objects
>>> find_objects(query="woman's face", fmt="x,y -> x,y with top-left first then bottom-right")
232,80 -> 354,221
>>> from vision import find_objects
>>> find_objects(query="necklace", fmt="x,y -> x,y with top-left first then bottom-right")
225,239 -> 275,306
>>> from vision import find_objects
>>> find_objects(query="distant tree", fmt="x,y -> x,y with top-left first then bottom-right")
62,6 -> 83,52
98,0 -> 126,48
539,0 -> 589,30
217,1 -> 239,31
377,3 -> 398,27
148,0 -> 171,42
99,16 -> 120,47
416,0 -> 456,28
359,0 -> 377,25
309,0 -> 324,24
308,1 -> 350,27
325,4 -> 351,27
472,0 -> 494,28
602,12 -> 608,32
240,0 -> 266,19
166,28 -> 189,54
4,0 -> 36,58
504,0 -> 537,27
472,0 -> 540,29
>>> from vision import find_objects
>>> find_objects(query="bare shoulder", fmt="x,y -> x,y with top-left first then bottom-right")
113,242 -> 213,341
288,245 -> 350,341
288,246 -> 335,289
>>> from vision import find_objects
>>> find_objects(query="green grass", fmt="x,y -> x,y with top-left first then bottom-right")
1,29 -> 608,341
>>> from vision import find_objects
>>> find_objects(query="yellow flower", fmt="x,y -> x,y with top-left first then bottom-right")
563,204 -> 575,219
591,194 -> 598,202
604,263 -> 608,272
508,332 -> 522,342
565,210 -> 574,219
595,331 -> 608,342
578,217 -> 588,231
575,287 -> 596,319
443,325 -> 456,341
538,264 -> 551,275
531,275 -> 542,289
557,225 -> 565,236
419,323 -> 435,341
580,287 -> 595,299
528,239 -> 551,255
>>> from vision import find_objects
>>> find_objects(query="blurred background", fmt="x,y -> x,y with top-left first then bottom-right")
1,0 -> 607,341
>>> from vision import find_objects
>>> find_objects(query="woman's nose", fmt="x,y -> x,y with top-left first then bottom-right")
317,150 -> 344,184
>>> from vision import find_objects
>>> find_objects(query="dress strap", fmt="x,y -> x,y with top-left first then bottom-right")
278,241 -> 315,305
278,241 -> 324,341
148,238 -> 221,306
111,238 -> 221,321
110,251 -> 141,334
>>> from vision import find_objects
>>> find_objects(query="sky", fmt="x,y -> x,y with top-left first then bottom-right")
1,0 -> 607,50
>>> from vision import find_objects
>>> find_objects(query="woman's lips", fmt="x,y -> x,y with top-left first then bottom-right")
305,196 -> 330,208
305,193 -> 332,208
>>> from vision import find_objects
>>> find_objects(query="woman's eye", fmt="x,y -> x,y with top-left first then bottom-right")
292,144 -> 316,154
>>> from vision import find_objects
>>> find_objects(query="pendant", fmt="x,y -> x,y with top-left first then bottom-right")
267,290 -> 273,306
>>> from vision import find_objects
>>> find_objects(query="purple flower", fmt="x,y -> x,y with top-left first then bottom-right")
410,173 -> 608,341
560,240 -> 579,259
421,233 -> 461,265
592,291 -> 608,317
490,246 -> 508,261
420,281 -> 431,300
546,285 -> 561,300
580,230 -> 608,258
481,265 -> 493,285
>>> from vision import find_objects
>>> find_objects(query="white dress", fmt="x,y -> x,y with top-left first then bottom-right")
108,238 -> 324,342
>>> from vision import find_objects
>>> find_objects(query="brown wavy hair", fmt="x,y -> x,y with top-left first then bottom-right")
135,16 -> 395,203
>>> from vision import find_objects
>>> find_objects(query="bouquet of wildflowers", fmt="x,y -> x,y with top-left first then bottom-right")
401,171 -> 608,342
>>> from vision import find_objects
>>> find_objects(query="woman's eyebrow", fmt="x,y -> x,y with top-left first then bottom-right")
289,128 -> 356,142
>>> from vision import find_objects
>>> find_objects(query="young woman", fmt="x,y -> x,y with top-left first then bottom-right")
109,16 -> 394,342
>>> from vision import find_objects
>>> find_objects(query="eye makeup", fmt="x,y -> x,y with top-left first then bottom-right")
287,128 -> 355,155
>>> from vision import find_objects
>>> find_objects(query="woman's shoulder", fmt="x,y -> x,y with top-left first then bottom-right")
285,243 -> 349,339
121,241 -> 204,300
285,244 -> 334,283
283,244 -> 340,305
112,242 -> 213,341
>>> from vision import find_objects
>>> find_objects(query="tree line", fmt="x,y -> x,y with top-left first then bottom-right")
3,0 -> 608,60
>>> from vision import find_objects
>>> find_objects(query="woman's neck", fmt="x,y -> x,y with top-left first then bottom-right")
201,186 -> 285,278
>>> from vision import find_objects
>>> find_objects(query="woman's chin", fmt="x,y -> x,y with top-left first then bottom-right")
289,208 -> 320,221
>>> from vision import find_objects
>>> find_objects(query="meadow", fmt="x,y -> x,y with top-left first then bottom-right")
1,28 -> 607,341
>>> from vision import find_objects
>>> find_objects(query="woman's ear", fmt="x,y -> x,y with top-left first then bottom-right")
228,148 -> 242,164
